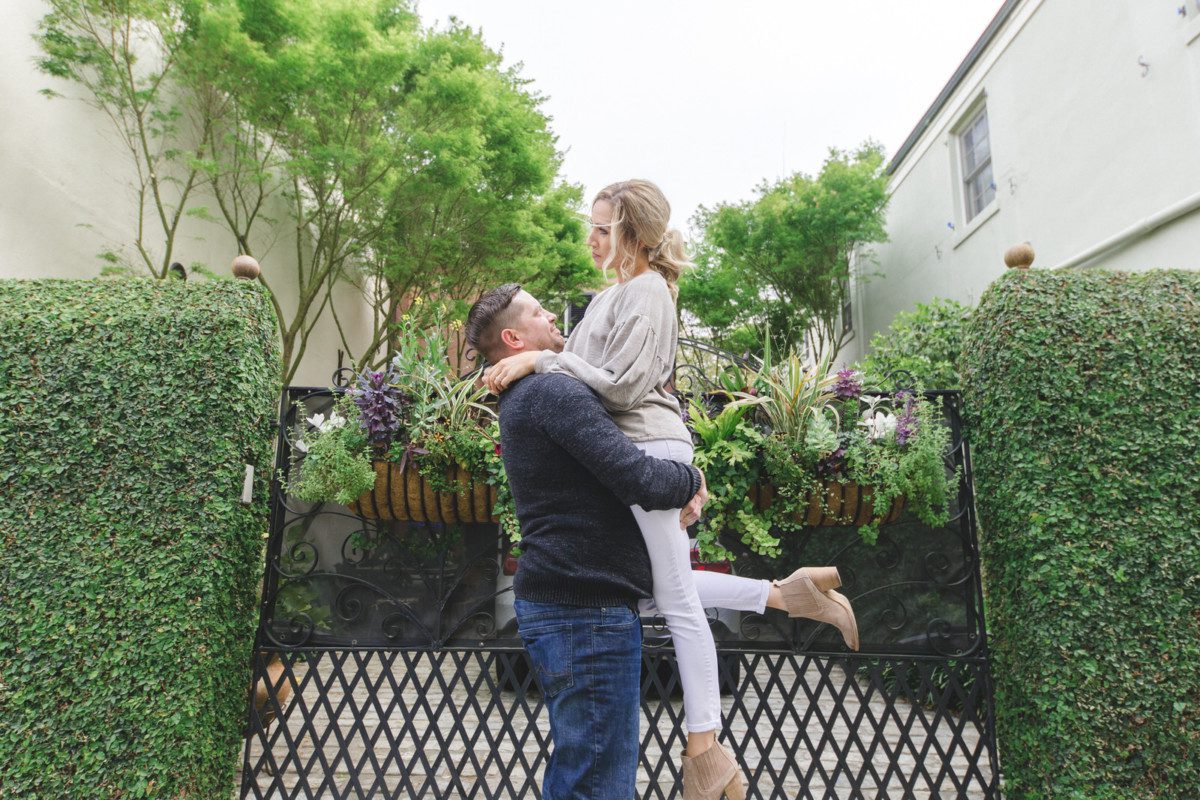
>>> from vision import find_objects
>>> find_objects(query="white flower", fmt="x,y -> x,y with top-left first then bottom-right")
861,410 -> 897,441
295,439 -> 309,453
306,412 -> 347,433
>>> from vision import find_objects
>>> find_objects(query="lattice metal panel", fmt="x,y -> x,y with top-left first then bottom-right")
241,649 -> 998,799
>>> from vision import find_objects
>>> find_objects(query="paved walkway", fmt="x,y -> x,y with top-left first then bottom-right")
237,652 -> 995,799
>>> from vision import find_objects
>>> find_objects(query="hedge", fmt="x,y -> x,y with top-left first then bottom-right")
0,278 -> 280,798
963,269 -> 1200,799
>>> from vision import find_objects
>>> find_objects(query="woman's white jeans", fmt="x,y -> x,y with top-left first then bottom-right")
631,438 -> 772,733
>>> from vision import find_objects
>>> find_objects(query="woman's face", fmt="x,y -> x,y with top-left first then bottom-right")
587,199 -> 614,270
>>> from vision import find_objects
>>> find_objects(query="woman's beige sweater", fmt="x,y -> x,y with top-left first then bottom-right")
535,271 -> 690,444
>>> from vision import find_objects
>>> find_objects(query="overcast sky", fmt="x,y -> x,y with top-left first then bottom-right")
415,1 -> 1005,232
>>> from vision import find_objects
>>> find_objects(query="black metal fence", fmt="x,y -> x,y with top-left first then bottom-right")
240,360 -> 1001,798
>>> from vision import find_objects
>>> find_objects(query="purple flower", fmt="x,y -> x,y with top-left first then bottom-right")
834,369 -> 862,400
893,390 -> 918,446
353,369 -> 403,445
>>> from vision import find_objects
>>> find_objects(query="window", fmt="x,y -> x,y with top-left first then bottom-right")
959,106 -> 995,222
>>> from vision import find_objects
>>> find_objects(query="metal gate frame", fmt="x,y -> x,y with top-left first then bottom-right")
240,368 -> 1001,799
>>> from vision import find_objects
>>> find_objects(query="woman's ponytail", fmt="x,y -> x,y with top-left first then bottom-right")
646,228 -> 689,302
595,179 -> 693,302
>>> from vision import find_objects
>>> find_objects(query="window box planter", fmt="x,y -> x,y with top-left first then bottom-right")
748,481 -> 905,527
347,461 -> 498,524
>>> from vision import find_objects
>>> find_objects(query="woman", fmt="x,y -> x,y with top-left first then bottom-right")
484,179 -> 858,800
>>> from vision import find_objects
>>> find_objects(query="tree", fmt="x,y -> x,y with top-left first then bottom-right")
39,0 -> 598,384
191,1 -> 596,379
35,0 -> 211,278
680,143 -> 889,361
856,297 -> 973,389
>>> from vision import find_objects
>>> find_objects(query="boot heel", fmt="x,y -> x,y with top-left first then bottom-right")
803,566 -> 841,593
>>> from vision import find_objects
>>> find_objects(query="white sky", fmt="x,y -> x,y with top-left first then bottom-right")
415,0 -> 1006,232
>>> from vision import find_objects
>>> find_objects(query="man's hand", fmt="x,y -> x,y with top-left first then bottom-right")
679,469 -> 708,529
483,350 -> 541,395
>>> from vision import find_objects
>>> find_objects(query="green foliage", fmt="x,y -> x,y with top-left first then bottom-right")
962,269 -> 1200,799
841,390 -> 955,545
288,394 -> 375,505
189,0 -> 599,378
38,0 -> 599,383
288,313 -> 518,536
753,345 -> 838,443
681,142 -> 889,359
688,346 -> 955,560
689,399 -> 772,561
858,297 -> 973,389
0,278 -> 280,798
35,0 -> 209,278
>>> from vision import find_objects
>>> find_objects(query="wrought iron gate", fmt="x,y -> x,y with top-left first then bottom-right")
240,356 -> 1002,799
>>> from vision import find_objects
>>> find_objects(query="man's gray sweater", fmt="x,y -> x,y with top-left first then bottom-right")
498,372 -> 701,608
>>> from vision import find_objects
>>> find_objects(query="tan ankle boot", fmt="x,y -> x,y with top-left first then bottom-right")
774,566 -> 860,651
680,742 -> 746,800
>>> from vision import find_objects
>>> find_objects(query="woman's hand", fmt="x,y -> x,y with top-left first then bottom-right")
483,350 -> 542,394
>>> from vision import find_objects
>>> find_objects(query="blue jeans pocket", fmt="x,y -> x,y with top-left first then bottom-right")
519,623 -> 575,698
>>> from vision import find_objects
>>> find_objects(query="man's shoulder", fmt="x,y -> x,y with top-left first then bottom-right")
502,372 -> 599,414
522,372 -> 599,400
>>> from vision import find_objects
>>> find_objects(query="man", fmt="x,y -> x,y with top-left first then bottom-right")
464,283 -> 706,800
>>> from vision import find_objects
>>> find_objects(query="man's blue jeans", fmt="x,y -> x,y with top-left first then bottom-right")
515,599 -> 642,800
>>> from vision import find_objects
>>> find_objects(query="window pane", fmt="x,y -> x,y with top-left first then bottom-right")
962,129 -> 978,172
968,161 -> 995,219
971,132 -> 989,172
962,108 -> 991,177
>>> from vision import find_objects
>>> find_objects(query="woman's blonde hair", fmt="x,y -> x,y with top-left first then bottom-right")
593,179 -> 692,300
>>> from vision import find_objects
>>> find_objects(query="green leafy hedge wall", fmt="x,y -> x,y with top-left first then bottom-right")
963,269 -> 1200,799
0,279 -> 280,798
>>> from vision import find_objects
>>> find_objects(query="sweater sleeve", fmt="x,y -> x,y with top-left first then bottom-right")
535,277 -> 676,412
533,375 -> 699,511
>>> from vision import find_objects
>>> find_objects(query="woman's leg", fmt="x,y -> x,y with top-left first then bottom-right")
630,439 -> 723,743
689,570 -> 771,613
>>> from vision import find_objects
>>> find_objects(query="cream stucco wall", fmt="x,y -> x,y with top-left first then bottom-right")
1,0 -> 375,388
847,0 -> 1200,363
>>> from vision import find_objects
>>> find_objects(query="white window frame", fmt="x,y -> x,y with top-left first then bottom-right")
958,105 -> 996,223
948,94 -> 1000,250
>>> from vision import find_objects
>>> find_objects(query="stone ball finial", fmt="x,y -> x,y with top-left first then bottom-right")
1004,242 -> 1035,269
232,254 -> 261,280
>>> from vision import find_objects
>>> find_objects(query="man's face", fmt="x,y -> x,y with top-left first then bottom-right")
505,290 -> 565,354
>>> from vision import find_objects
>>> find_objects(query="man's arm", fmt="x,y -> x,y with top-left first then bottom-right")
532,374 -> 700,511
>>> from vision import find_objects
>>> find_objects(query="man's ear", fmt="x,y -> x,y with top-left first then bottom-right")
498,327 -> 523,351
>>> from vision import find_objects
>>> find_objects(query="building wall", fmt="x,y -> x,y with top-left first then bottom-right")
0,0 -> 375,387
848,0 -> 1200,363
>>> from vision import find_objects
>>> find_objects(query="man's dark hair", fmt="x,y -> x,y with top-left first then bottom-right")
465,283 -> 522,365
